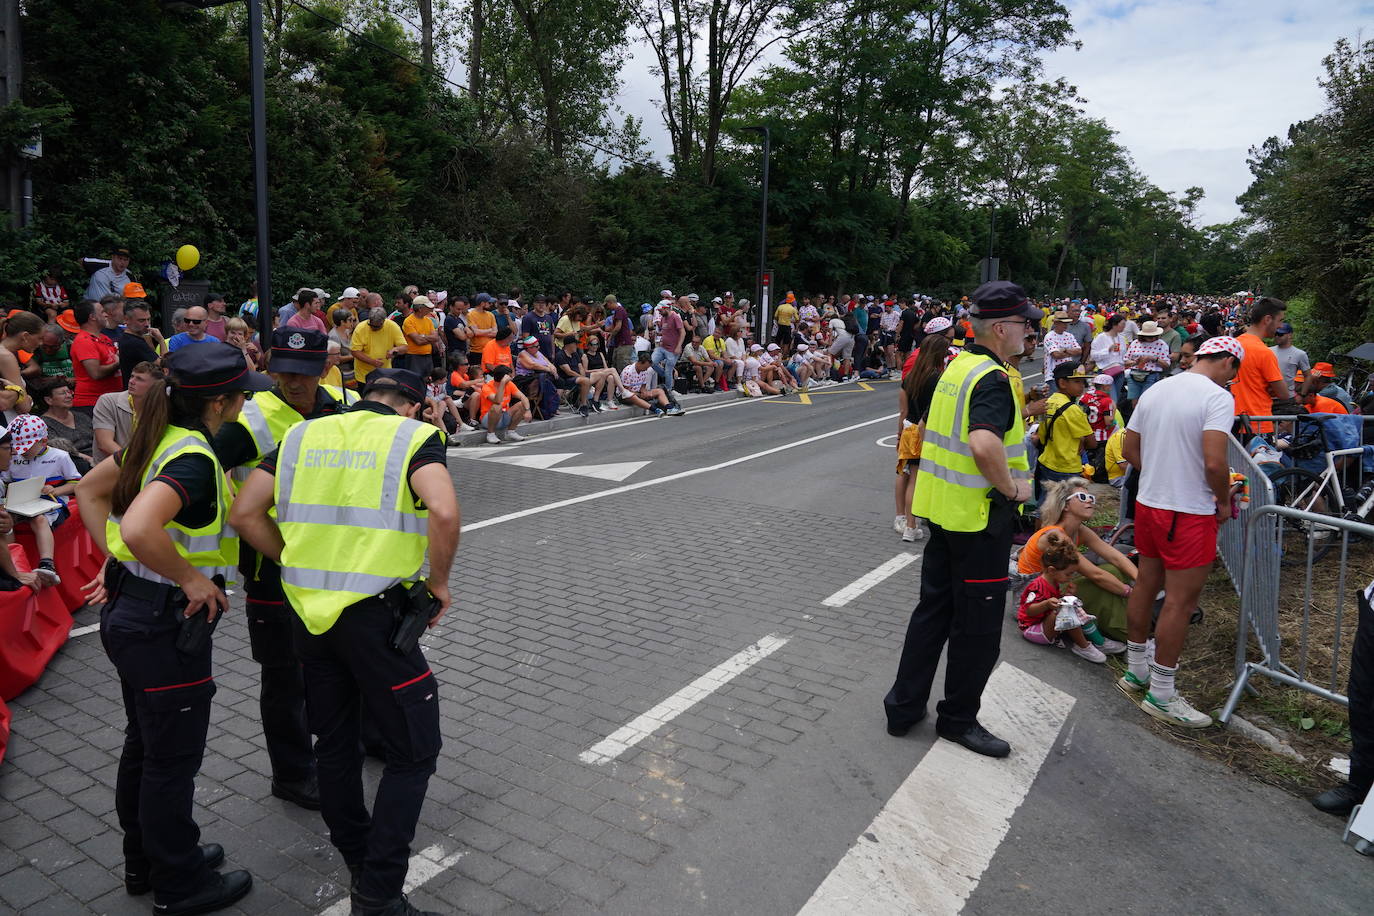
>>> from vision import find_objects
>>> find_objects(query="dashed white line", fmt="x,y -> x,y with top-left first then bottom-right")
821,554 -> 920,607
796,662 -> 1074,916
579,633 -> 790,765
69,623 -> 99,638
318,844 -> 463,916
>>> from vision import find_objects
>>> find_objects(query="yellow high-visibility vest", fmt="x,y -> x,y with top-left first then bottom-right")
106,425 -> 238,584
229,385 -> 357,484
913,350 -> 1030,532
274,410 -> 434,634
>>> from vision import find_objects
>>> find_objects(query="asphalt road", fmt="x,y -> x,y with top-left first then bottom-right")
2,377 -> 1371,914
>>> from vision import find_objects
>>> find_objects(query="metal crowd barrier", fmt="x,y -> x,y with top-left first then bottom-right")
1218,434 -> 1277,598
1218,505 -> 1374,725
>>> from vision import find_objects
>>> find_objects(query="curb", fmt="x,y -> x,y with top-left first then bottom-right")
449,386 -> 747,446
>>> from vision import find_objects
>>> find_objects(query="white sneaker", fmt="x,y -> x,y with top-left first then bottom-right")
1071,642 -> 1107,664
505,430 -> 526,441
485,432 -> 500,445
893,515 -> 905,534
1140,691 -> 1213,728
1097,637 -> 1127,655
902,525 -> 925,543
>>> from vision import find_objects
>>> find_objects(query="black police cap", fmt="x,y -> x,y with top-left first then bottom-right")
969,281 -> 1044,322
166,342 -> 273,395
269,326 -> 329,375
363,368 -> 425,404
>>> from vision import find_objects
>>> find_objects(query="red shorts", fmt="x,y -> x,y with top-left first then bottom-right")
1134,502 -> 1219,570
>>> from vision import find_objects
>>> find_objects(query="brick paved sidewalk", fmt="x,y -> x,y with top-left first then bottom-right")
0,483 -> 917,915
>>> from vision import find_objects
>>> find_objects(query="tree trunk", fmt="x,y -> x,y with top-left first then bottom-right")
418,0 -> 434,72
469,0 -> 483,121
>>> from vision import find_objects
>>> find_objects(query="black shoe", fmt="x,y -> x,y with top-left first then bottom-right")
271,772 -> 321,811
1312,781 -> 1366,817
350,890 -> 441,916
886,711 -> 926,737
153,869 -> 252,916
936,722 -> 1011,758
127,844 -> 226,895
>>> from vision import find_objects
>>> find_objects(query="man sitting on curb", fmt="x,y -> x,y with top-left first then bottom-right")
619,351 -> 683,416
479,364 -> 530,443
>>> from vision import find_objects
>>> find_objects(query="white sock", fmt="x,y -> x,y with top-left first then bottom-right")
1148,661 -> 1177,701
1126,641 -> 1149,680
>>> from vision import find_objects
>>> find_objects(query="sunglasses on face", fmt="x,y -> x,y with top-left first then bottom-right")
185,318 -> 204,324
1069,492 -> 1096,505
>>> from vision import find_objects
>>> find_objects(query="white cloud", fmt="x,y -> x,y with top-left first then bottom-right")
611,0 -> 1369,226
1044,0 -> 1370,225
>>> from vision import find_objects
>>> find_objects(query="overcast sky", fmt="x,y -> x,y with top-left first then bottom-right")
606,0 -> 1370,227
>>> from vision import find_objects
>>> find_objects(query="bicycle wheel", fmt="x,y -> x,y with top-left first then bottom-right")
1267,466 -> 1337,564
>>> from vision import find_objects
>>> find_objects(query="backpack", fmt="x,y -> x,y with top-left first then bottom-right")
842,310 -> 859,335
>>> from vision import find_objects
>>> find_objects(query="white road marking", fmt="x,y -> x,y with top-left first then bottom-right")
874,435 -> 898,448
551,460 -> 651,482
821,554 -> 919,607
318,844 -> 463,916
70,623 -> 99,638
464,412 -> 898,532
797,662 -> 1073,916
579,634 -> 789,765
476,451 -> 582,469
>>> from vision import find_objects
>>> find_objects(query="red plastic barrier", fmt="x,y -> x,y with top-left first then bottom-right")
13,499 -> 106,611
0,695 -> 10,765
0,543 -> 74,701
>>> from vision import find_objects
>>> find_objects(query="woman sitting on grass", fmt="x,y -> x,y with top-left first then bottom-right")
1017,477 -> 1138,640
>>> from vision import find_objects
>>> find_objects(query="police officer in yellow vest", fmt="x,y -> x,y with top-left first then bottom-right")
231,368 -> 457,916
883,281 -> 1040,759
213,326 -> 357,811
77,344 -> 272,915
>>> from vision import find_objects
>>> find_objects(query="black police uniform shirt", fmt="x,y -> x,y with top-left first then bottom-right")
254,401 -> 448,504
961,343 -> 1016,440
114,450 -> 218,530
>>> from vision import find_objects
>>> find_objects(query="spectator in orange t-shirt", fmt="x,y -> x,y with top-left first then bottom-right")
477,364 -> 528,444
1231,298 -> 1290,432
1297,371 -> 1350,414
482,326 -> 516,375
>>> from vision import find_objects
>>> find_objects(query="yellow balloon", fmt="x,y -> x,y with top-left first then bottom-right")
176,244 -> 200,271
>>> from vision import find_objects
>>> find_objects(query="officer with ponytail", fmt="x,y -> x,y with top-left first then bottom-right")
77,343 -> 272,915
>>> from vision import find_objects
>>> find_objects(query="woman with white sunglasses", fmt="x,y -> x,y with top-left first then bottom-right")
1016,477 -> 1138,641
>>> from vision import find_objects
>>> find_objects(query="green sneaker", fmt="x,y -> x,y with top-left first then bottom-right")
1139,691 -> 1213,729
1115,669 -> 1150,696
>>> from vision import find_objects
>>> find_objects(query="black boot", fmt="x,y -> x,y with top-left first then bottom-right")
153,869 -> 252,916
126,844 -> 225,895
350,890 -> 441,916
271,771 -> 321,810
1311,781 -> 1367,817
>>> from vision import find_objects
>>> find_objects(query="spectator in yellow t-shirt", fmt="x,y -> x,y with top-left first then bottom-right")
349,301 -> 407,383
1035,363 -> 1095,503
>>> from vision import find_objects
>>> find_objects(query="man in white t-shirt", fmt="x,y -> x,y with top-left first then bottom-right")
1269,322 -> 1309,397
1120,335 -> 1243,728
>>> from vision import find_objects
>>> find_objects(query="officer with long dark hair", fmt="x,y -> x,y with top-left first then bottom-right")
77,344 -> 272,915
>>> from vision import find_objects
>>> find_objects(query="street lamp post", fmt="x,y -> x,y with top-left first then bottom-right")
168,0 -> 271,312
247,0 -> 271,312
744,125 -> 770,343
